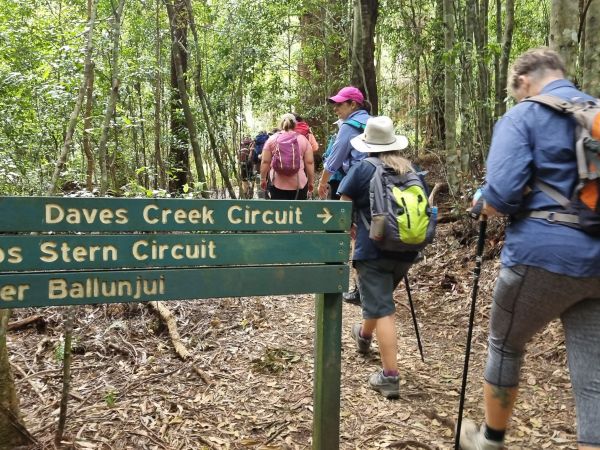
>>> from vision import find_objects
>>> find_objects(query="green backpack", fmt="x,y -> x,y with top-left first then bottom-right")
360,158 -> 436,252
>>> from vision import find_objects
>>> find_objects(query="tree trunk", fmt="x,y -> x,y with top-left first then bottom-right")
0,310 -> 33,449
154,0 -> 166,190
47,0 -> 98,195
474,0 -> 492,150
495,0 -> 515,118
167,0 -> 189,193
165,0 -> 208,196
82,64 -> 95,191
98,0 -> 126,195
494,0 -> 501,112
136,82 -> 149,188
350,0 -> 379,115
459,0 -> 475,175
55,308 -> 74,445
408,0 -> 421,154
444,0 -> 459,193
549,0 -> 579,79
582,0 -> 600,96
427,0 -> 445,149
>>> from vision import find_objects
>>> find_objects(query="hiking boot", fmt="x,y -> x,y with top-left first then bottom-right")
459,419 -> 504,450
351,324 -> 371,354
343,287 -> 361,306
368,370 -> 400,399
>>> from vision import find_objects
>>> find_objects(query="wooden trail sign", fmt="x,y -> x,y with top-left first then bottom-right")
0,196 -> 351,450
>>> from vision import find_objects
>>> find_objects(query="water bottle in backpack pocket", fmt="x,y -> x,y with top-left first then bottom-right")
272,133 -> 302,176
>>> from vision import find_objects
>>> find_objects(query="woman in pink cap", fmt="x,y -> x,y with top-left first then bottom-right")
319,86 -> 372,305
318,86 -> 372,200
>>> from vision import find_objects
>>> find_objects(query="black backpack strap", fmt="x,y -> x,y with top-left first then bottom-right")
358,158 -> 382,230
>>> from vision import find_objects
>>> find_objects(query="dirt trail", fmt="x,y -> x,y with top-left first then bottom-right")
7,220 -> 577,450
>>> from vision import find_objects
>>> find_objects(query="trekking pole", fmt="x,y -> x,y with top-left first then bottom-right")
454,217 -> 487,450
404,275 -> 425,363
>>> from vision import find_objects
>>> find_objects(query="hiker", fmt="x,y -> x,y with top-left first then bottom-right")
253,131 -> 269,174
318,86 -> 372,200
319,86 -> 373,305
459,48 -> 600,450
322,119 -> 344,200
260,113 -> 314,200
337,116 -> 422,400
293,114 -> 319,153
238,136 -> 254,198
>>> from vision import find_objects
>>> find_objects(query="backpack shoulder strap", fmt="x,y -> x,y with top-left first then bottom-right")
344,119 -> 366,131
524,94 -> 575,113
362,156 -> 383,168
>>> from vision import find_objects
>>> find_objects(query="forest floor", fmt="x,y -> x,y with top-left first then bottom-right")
7,217 -> 578,450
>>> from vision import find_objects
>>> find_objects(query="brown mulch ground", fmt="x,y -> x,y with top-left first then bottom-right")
7,218 -> 578,450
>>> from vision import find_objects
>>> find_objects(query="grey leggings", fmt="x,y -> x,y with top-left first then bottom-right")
486,265 -> 600,445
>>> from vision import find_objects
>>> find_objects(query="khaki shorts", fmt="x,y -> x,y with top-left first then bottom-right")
356,258 -> 412,319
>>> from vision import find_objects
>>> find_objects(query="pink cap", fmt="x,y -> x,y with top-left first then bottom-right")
328,86 -> 364,104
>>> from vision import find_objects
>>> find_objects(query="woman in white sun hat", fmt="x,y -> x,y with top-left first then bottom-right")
337,115 -> 422,399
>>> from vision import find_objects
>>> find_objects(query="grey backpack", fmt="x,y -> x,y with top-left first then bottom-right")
360,158 -> 436,252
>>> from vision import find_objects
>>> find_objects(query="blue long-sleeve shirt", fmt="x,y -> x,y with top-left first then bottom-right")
482,79 -> 600,277
323,110 -> 370,175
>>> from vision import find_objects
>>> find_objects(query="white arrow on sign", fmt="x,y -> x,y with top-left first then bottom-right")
317,208 -> 332,224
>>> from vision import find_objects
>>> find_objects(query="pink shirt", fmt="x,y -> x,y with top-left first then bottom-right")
264,132 -> 311,190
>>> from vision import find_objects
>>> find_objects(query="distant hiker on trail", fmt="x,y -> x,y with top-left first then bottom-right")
337,116 -> 423,400
238,136 -> 254,198
293,113 -> 319,153
318,86 -> 372,200
459,48 -> 600,450
260,113 -> 314,200
253,131 -> 269,173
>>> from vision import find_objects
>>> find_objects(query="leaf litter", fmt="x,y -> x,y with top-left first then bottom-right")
6,221 -> 577,449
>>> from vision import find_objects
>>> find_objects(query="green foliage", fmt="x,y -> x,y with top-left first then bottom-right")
104,389 -> 118,408
0,0 -> 555,195
54,341 -> 65,362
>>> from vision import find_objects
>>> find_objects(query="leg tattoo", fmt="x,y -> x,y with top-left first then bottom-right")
491,386 -> 512,409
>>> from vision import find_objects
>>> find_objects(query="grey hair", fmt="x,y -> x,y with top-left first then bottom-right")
508,47 -> 566,97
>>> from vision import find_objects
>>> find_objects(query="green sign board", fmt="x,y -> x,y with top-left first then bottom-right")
0,197 -> 351,310
0,233 -> 349,272
0,265 -> 348,308
0,197 -> 350,232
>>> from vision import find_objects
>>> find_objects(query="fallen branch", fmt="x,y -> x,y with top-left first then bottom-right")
428,181 -> 445,205
192,364 -> 212,385
147,301 -> 190,360
7,315 -> 45,332
388,439 -> 435,450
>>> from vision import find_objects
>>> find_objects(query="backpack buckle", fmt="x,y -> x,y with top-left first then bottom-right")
546,212 -> 557,223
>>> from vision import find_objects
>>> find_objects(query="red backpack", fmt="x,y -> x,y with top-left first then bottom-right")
271,133 -> 302,176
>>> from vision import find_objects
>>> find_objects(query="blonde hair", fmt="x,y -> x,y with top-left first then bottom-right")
378,151 -> 414,175
279,113 -> 297,131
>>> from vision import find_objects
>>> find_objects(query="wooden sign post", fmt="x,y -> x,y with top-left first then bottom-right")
0,196 -> 351,450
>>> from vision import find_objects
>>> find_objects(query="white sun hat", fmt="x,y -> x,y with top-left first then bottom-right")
350,116 -> 409,153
